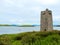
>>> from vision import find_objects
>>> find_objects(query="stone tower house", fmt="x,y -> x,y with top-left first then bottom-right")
40,9 -> 53,31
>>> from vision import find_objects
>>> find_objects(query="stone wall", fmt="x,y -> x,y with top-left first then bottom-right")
40,9 -> 53,31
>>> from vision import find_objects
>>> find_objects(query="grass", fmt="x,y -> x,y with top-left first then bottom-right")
0,30 -> 60,45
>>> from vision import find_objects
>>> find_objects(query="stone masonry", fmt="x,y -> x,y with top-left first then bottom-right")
40,9 -> 53,31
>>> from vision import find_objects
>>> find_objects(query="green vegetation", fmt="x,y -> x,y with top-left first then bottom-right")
0,24 -> 11,26
0,24 -> 16,26
19,25 -> 35,27
0,24 -> 35,27
0,30 -> 60,45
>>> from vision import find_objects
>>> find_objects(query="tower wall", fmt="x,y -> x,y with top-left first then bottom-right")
40,9 -> 53,31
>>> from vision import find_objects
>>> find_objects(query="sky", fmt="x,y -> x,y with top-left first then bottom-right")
0,0 -> 60,25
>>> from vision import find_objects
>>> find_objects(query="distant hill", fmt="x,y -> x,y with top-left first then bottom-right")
0,24 -> 40,27
1,24 -> 60,27
54,25 -> 60,27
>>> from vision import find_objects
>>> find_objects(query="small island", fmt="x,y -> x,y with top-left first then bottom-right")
0,24 -> 35,27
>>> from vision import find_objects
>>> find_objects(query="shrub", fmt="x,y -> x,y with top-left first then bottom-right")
0,35 -> 11,45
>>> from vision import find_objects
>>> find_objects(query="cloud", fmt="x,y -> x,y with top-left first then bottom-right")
0,0 -> 60,25
53,15 -> 60,21
0,0 -> 59,7
34,0 -> 59,5
9,18 -> 23,22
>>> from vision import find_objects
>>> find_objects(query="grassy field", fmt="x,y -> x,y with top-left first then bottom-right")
0,30 -> 60,45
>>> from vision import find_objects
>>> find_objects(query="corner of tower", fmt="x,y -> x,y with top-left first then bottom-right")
46,8 -> 49,11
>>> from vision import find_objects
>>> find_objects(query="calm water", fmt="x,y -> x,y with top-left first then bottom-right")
0,26 -> 60,34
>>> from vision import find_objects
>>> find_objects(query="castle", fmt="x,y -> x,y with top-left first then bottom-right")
40,9 -> 53,31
